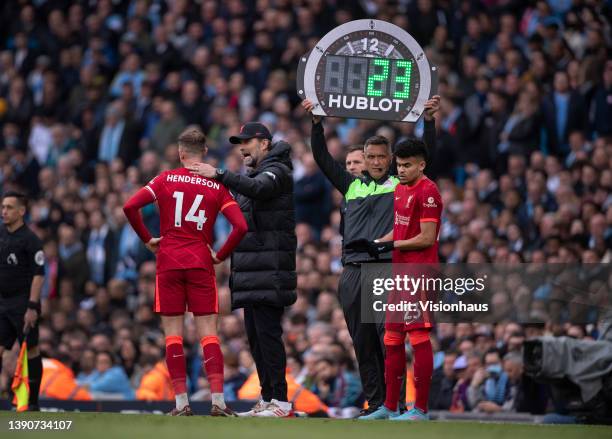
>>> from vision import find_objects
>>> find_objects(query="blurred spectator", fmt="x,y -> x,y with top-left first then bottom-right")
479,90 -> 510,170
85,210 -> 117,286
148,100 -> 185,154
429,350 -> 458,410
294,152 -> 331,235
591,59 -> 612,138
109,53 -> 144,98
310,357 -> 362,409
222,350 -> 247,403
543,70 -> 587,156
136,358 -> 174,401
437,94 -> 470,179
97,100 -> 140,166
467,349 -> 510,413
499,91 -> 542,160
40,357 -> 91,401
58,223 -> 89,296
118,339 -> 141,386
502,352 -> 548,414
177,80 -> 208,127
77,350 -> 135,400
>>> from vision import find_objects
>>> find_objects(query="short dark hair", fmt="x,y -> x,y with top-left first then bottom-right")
96,350 -> 116,365
178,128 -> 207,154
488,89 -> 509,102
2,191 -> 27,208
346,145 -> 364,155
394,138 -> 428,161
364,135 -> 390,150
485,347 -> 501,358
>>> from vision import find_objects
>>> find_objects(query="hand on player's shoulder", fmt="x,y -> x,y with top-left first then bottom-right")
187,162 -> 217,179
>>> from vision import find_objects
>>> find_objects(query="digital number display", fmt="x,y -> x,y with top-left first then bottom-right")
296,19 -> 437,122
323,56 -> 413,99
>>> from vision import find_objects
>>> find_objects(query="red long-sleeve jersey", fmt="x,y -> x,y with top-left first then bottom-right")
123,168 -> 247,273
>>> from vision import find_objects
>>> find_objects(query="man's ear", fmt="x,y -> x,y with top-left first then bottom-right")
263,139 -> 272,152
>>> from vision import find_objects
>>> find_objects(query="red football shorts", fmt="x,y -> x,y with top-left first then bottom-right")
155,269 -> 218,315
385,264 -> 435,333
385,320 -> 434,333
385,289 -> 434,333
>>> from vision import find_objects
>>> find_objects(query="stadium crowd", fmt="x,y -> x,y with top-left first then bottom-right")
0,0 -> 611,418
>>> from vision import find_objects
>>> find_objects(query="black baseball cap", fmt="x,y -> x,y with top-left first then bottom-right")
229,122 -> 272,144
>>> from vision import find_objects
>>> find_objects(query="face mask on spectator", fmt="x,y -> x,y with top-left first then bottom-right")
486,364 -> 503,376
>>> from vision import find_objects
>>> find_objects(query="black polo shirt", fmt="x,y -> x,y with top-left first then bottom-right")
0,223 -> 45,298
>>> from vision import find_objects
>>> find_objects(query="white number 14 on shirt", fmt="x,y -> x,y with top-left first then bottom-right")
172,191 -> 207,230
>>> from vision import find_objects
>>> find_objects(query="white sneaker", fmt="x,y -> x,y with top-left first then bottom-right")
252,399 -> 294,418
237,400 -> 270,417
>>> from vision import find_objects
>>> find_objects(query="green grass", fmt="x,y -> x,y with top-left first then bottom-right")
0,411 -> 610,439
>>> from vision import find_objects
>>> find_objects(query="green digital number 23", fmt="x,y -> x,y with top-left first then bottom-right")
366,59 -> 389,97
393,60 -> 412,99
367,59 -> 412,99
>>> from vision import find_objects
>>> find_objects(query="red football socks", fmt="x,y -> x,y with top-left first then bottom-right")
201,336 -> 224,394
411,332 -> 433,413
165,335 -> 187,395
383,342 -> 406,411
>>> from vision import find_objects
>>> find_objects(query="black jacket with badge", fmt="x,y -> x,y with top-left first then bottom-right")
0,224 -> 45,298
217,141 -> 297,309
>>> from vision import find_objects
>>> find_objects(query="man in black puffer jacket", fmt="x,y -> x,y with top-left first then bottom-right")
188,122 -> 296,417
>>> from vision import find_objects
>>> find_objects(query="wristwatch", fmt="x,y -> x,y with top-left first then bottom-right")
28,300 -> 41,313
214,168 -> 226,180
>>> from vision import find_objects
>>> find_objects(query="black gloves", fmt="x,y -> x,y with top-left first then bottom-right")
345,239 -> 394,258
345,239 -> 373,255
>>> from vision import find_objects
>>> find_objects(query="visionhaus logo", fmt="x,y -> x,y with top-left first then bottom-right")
372,300 -> 489,314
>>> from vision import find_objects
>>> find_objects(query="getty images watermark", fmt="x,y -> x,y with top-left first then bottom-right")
361,263 -> 612,325
372,273 -> 489,312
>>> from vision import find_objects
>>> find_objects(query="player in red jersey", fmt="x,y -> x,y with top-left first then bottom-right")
123,129 -> 247,416
356,138 -> 442,421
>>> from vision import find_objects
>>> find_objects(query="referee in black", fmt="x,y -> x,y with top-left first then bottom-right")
0,191 -> 45,410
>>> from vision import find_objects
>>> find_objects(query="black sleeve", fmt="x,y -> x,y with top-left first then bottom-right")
219,167 -> 284,201
27,232 -> 45,277
423,119 -> 437,173
311,121 -> 354,194
508,117 -> 538,143
294,174 -> 329,203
